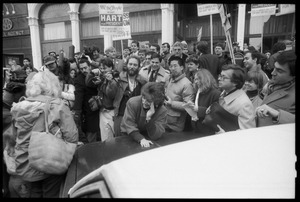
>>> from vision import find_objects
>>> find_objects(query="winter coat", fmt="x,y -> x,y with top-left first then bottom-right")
165,73 -> 195,132
120,95 -> 167,143
73,72 -> 99,132
219,89 -> 256,130
9,95 -> 78,182
257,81 -> 295,127
112,71 -> 146,116
138,65 -> 170,84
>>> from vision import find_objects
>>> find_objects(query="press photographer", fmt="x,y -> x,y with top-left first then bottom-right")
85,57 -> 119,142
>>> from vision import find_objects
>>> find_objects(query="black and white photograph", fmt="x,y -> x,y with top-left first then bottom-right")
2,3 -> 296,198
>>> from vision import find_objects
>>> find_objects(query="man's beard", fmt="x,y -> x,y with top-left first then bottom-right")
128,68 -> 138,76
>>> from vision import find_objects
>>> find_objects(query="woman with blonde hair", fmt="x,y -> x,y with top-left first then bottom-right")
183,68 -> 221,136
3,68 -> 78,197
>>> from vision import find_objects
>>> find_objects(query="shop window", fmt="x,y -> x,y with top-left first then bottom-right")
43,22 -> 66,40
130,10 -> 161,33
81,18 -> 100,37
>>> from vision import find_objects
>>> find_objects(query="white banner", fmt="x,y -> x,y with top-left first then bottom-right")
112,12 -> 131,41
276,4 -> 295,16
197,4 -> 219,17
251,4 -> 276,17
99,4 -> 124,35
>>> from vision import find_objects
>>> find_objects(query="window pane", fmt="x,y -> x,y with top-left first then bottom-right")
43,22 -> 66,40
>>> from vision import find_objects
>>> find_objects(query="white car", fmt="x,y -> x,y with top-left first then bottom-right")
68,124 -> 296,198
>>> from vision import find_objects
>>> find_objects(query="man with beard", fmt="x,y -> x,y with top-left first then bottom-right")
73,57 -> 99,143
255,50 -> 295,127
111,55 -> 147,137
164,55 -> 195,132
138,52 -> 170,84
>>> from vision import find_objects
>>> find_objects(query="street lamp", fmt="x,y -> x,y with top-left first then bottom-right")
3,3 -> 16,15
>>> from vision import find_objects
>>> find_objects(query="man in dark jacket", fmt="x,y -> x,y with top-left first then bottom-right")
73,57 -> 100,143
196,41 -> 221,81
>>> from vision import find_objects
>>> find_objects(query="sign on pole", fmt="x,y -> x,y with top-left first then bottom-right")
218,4 -> 235,64
251,4 -> 276,17
99,4 -> 124,35
112,12 -> 131,41
197,4 -> 219,54
276,4 -> 295,16
197,4 -> 219,16
197,27 -> 202,42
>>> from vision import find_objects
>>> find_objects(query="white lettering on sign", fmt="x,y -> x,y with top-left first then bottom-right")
99,4 -> 123,14
112,12 -> 131,40
197,4 -> 219,16
100,14 -> 122,22
3,30 -> 25,37
99,3 -> 124,35
251,4 -> 276,17
276,4 -> 295,16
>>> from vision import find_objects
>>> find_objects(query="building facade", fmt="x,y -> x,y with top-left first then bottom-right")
2,3 -> 295,69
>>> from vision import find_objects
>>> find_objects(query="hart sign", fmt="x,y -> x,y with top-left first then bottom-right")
99,4 -> 124,35
112,12 -> 131,41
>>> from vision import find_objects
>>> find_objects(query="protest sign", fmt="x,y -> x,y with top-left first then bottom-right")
99,4 -> 124,35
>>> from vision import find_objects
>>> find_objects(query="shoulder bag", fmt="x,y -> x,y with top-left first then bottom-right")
28,99 -> 77,175
202,102 -> 239,132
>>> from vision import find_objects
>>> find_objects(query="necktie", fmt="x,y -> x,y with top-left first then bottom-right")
149,70 -> 156,82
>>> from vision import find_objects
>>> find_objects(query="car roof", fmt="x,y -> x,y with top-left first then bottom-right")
70,124 -> 295,198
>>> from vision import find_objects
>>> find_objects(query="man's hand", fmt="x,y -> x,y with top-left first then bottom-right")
140,138 -> 153,148
105,72 -> 113,81
91,68 -> 100,76
164,96 -> 172,106
146,102 -> 155,122
215,124 -> 225,134
256,104 -> 279,119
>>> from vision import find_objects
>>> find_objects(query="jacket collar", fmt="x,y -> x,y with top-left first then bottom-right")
221,89 -> 245,104
119,71 -> 147,85
170,73 -> 186,83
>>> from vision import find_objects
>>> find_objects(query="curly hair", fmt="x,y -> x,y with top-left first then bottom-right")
194,68 -> 218,93
26,68 -> 62,98
125,55 -> 141,67
100,57 -> 114,69
186,54 -> 200,66
271,41 -> 286,54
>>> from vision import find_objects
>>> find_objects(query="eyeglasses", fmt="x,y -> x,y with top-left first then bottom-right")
218,74 -> 230,80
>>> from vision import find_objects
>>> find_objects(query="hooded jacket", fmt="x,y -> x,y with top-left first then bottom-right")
10,95 -> 78,181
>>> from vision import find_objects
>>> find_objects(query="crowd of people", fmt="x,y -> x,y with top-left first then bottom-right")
2,38 -> 296,198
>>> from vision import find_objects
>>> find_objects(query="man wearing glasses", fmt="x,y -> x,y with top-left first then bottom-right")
217,64 -> 256,132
